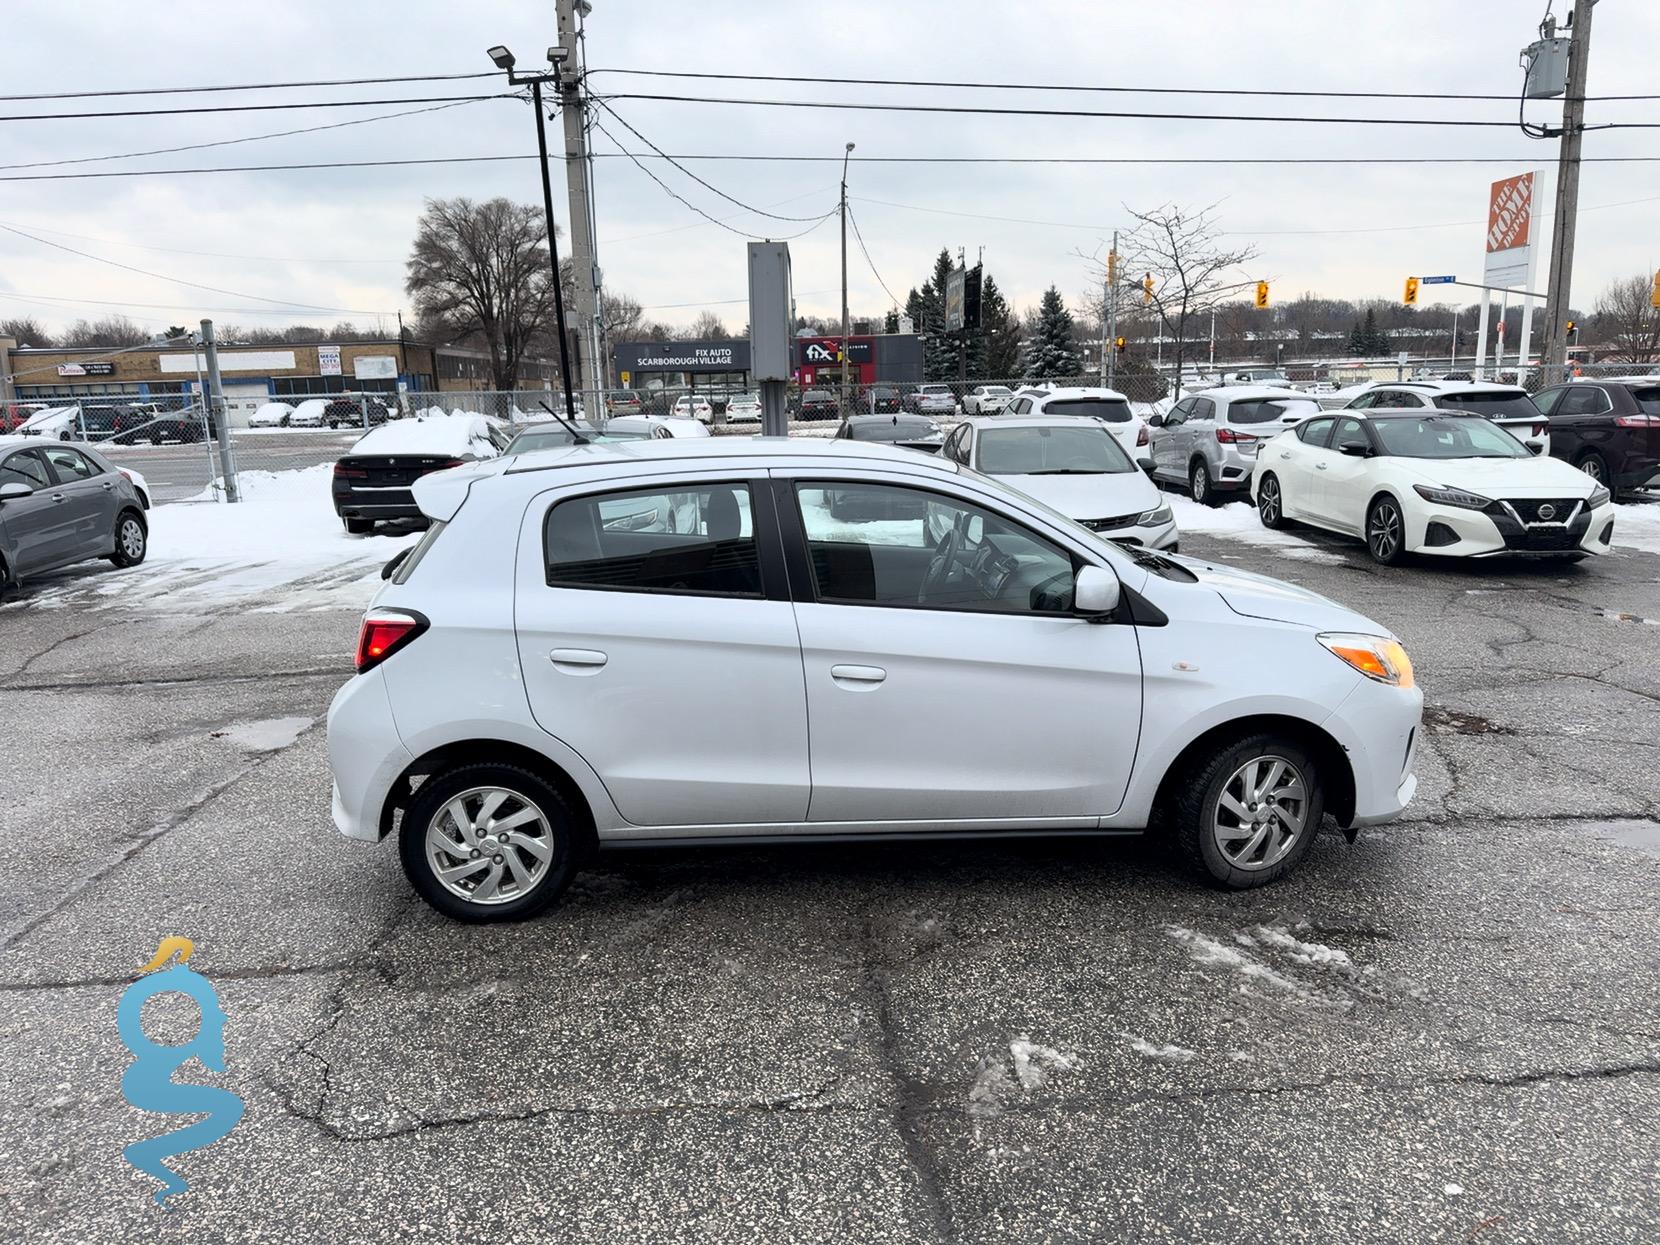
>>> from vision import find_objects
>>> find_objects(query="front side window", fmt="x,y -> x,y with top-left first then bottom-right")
1297,417 -> 1336,446
795,482 -> 1078,615
0,450 -> 49,490
544,482 -> 760,597
1332,418 -> 1370,453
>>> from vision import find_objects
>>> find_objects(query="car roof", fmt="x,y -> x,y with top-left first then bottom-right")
1033,386 -> 1130,401
961,415 -> 1120,431
1199,386 -> 1311,402
1386,379 -> 1526,395
1338,406 -> 1488,420
503,434 -> 954,475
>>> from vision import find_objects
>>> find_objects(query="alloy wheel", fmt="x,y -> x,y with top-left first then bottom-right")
424,786 -> 556,906
1368,501 -> 1402,562
1580,457 -> 1605,482
1259,478 -> 1281,525
1211,755 -> 1309,871
119,518 -> 145,561
1191,463 -> 1208,503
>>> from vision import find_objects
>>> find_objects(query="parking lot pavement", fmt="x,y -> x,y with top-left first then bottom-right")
2,513 -> 1658,1243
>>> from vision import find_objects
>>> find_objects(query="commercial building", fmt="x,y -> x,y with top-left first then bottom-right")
610,333 -> 926,399
795,334 -> 923,388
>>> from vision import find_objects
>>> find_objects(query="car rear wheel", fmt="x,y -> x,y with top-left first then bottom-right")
1173,733 -> 1324,888
342,516 -> 375,535
1189,460 -> 1215,506
399,764 -> 579,923
1366,495 -> 1407,565
1257,473 -> 1287,529
108,510 -> 147,568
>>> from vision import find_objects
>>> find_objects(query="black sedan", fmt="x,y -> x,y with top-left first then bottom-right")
798,389 -> 839,421
834,413 -> 945,454
1538,378 -> 1660,499
863,386 -> 903,414
332,415 -> 510,534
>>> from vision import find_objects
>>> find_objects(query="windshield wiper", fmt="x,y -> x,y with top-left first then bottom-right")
1026,467 -> 1105,475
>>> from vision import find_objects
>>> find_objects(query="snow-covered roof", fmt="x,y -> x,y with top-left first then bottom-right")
346,413 -> 502,459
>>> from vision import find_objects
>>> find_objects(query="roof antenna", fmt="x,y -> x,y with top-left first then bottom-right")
538,399 -> 591,445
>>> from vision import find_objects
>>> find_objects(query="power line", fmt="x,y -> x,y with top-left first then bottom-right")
0,96 -> 500,173
596,92 -> 1660,129
0,72 -> 499,102
588,67 -> 1660,104
588,98 -> 827,221
0,93 -> 513,122
588,115 -> 836,242
845,205 -> 901,308
0,222 -> 393,315
0,219 -> 399,263
0,154 -> 538,182
0,289 -> 387,317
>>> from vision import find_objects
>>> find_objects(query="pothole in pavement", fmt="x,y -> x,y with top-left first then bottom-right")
1577,819 -> 1660,860
1594,608 -> 1660,625
210,716 -> 315,752
1423,706 -> 1516,736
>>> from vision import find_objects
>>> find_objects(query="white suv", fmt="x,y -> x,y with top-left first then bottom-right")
329,438 -> 1421,921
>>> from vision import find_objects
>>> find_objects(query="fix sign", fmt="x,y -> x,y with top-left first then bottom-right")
1486,173 -> 1533,254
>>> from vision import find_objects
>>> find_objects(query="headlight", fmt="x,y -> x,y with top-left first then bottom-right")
1135,503 -> 1173,526
1318,632 -> 1415,688
1588,484 -> 1611,509
1412,483 -> 1491,511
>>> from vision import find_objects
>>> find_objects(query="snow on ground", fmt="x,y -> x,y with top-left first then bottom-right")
1164,493 -> 1349,564
16,465 -> 416,615
1609,500 -> 1660,555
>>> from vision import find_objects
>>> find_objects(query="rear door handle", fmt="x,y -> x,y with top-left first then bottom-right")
549,648 -> 607,672
100,481 -> 114,491
50,492 -> 66,503
1315,463 -> 1328,471
830,664 -> 886,688
1278,451 -> 1291,459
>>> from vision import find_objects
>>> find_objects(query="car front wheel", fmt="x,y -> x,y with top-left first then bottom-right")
399,763 -> 579,923
1366,495 -> 1407,565
1173,734 -> 1324,888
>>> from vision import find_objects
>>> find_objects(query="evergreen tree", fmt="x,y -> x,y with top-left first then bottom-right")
883,308 -> 900,334
1021,286 -> 1083,379
921,248 -> 958,380
1347,321 -> 1365,354
1361,307 -> 1384,356
978,272 -> 1021,378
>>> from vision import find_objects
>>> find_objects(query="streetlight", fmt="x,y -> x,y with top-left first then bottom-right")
486,44 -> 578,423
840,141 -> 855,417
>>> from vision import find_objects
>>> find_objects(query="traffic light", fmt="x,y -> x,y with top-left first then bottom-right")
1142,274 -> 1154,305
1254,280 -> 1270,310
1565,319 -> 1578,342
1114,335 -> 1127,354
1651,270 -> 1660,309
1403,276 -> 1419,306
1106,250 -> 1119,284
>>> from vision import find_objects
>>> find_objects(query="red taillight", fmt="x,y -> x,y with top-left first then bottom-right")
1616,414 -> 1660,429
119,469 -> 134,483
334,461 -> 368,479
1533,423 -> 1547,437
1136,424 -> 1150,446
1216,427 -> 1259,444
425,458 -> 466,473
355,609 -> 428,673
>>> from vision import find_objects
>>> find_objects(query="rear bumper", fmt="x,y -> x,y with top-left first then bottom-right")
328,669 -> 413,842
333,483 -> 420,519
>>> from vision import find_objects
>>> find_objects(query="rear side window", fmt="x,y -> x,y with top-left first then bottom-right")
42,446 -> 102,480
1297,417 -> 1335,446
544,482 -> 760,597
1042,398 -> 1133,422
1633,386 -> 1660,415
1228,398 -> 1322,424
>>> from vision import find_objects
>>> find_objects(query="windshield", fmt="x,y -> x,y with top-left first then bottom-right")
1371,415 -> 1530,459
1433,391 -> 1542,420
1228,397 -> 1321,424
979,425 -> 1135,475
853,418 -> 938,442
803,390 -> 831,401
1043,398 -> 1133,423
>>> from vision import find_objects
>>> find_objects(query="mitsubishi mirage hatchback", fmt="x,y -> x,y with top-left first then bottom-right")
328,438 -> 1422,922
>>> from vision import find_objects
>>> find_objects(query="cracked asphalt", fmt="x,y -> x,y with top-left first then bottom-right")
1,513 -> 1657,1244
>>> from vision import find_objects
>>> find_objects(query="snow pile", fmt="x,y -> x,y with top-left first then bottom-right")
1127,1038 -> 1197,1063
347,413 -> 500,459
968,1035 -> 1078,1124
1609,501 -> 1660,555
1166,494 -> 1348,564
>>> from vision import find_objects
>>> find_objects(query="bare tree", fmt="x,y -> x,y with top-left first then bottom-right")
1085,203 -> 1258,399
0,316 -> 53,347
600,292 -> 644,344
59,314 -> 152,348
405,197 -> 557,391
1593,274 -> 1660,363
681,310 -> 731,341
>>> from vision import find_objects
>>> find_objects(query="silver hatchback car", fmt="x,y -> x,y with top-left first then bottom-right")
0,437 -> 148,589
1147,387 -> 1323,504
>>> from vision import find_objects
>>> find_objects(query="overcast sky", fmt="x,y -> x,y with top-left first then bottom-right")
2,0 -> 1656,340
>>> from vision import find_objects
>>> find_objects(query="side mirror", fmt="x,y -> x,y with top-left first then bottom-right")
1338,441 -> 1370,457
1074,565 -> 1121,618
0,481 -> 31,502
1138,457 -> 1156,475
1146,414 -> 1165,428
1529,444 -> 1544,455
381,548 -> 411,580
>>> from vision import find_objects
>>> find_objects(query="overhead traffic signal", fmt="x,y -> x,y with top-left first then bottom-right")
1114,335 -> 1127,354
1254,281 -> 1270,310
1565,319 -> 1578,342
1403,276 -> 1420,306
1142,274 -> 1154,305
1651,270 -> 1660,309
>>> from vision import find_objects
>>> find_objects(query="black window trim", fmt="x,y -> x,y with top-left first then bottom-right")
0,446 -> 53,490
774,475 -> 1099,620
539,475 -> 786,603
1297,416 -> 1337,448
41,444 -> 103,483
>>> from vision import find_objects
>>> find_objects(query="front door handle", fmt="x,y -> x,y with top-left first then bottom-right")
100,481 -> 114,491
50,492 -> 66,503
1279,451 -> 1291,459
549,648 -> 607,673
1315,463 -> 1328,471
830,664 -> 886,688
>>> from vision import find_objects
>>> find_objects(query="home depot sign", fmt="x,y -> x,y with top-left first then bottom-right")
1483,172 -> 1536,289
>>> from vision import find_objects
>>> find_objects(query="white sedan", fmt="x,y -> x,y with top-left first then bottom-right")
672,394 -> 714,423
724,393 -> 762,422
962,384 -> 1014,415
603,415 -> 711,440
247,401 -> 297,428
940,416 -> 1176,550
1251,408 -> 1613,565
288,398 -> 330,428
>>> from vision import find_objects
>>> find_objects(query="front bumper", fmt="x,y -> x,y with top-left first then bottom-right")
328,669 -> 414,842
1406,499 -> 1614,558
1321,675 -> 1423,827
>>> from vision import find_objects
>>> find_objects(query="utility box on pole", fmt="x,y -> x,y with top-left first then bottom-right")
199,319 -> 239,504
748,242 -> 794,437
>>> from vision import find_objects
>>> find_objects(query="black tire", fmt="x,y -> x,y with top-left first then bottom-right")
342,516 -> 375,535
399,762 -> 579,923
1257,472 -> 1287,529
1172,733 -> 1325,889
1577,452 -> 1619,501
1365,494 -> 1407,565
1189,459 -> 1216,506
280,414 -> 291,428
107,509 -> 147,568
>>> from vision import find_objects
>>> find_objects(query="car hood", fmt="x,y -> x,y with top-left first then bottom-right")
996,470 -> 1159,519
1177,555 -> 1390,634
1393,454 -> 1596,498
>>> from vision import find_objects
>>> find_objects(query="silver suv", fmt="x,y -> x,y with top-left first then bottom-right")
1148,387 -> 1323,504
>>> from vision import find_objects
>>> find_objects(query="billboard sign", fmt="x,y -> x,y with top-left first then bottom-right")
352,355 -> 397,380
613,339 -> 751,374
318,345 -> 342,377
944,267 -> 966,332
1483,173 -> 1536,289
798,337 -> 873,366
57,362 -> 116,377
